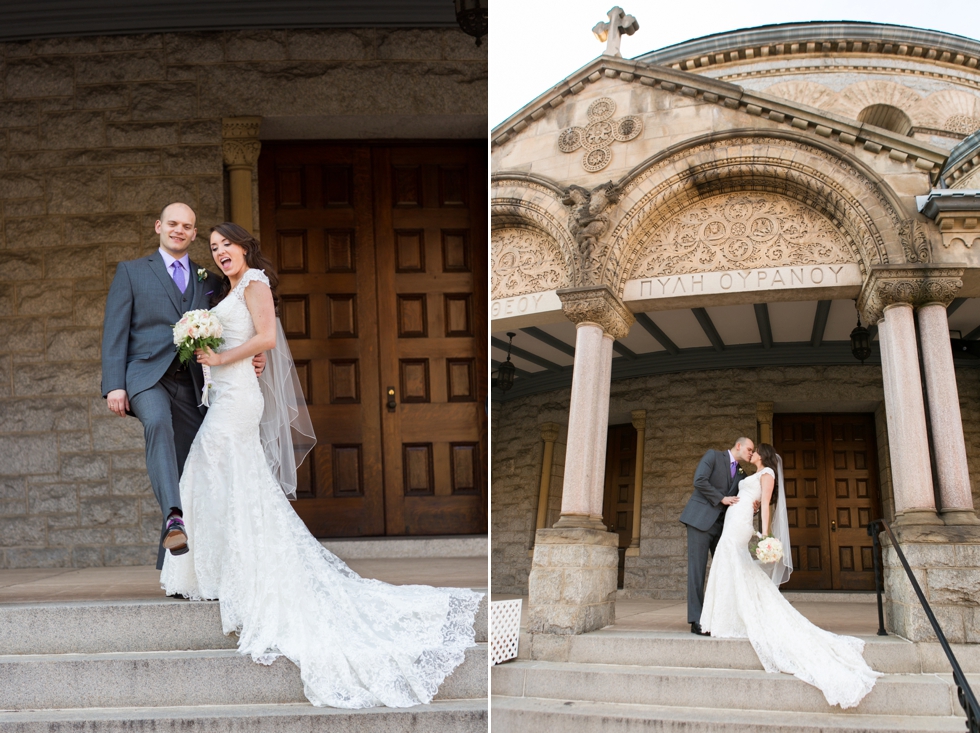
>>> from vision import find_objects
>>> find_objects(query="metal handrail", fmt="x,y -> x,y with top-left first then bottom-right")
868,519 -> 980,732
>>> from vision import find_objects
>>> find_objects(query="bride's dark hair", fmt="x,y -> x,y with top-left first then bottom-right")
756,443 -> 779,472
208,222 -> 280,312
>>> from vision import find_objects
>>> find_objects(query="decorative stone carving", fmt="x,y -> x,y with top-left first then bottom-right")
557,286 -> 634,339
592,7 -> 638,58
899,219 -> 932,264
491,228 -> 568,300
629,193 -> 851,280
945,114 -> 980,135
858,265 -> 964,325
558,98 -> 642,172
562,182 -> 621,285
221,116 -> 262,169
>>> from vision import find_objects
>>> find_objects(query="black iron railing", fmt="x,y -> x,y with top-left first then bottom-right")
869,519 -> 980,732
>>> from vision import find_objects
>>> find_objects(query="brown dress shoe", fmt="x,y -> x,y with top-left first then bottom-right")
163,516 -> 189,556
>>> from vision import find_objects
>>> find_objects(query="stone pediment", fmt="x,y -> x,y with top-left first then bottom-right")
492,56 -> 948,174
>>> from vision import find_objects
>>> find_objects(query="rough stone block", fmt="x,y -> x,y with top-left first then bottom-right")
34,37 -> 101,54
927,568 -> 980,606
224,30 -> 287,61
67,214 -> 141,245
75,52 -> 165,84
58,431 -> 92,453
162,145 -> 223,175
0,500 -> 27,516
0,172 -> 45,200
111,470 -> 153,497
0,430 -> 60,476
3,199 -> 46,217
74,291 -> 108,327
75,84 -> 130,110
72,545 -> 105,567
40,111 -> 106,150
77,482 -> 110,498
46,327 -> 102,361
13,362 -> 100,396
0,249 -> 46,281
4,217 -> 64,248
131,82 -> 198,121
178,119 -> 220,144
378,29 -> 436,61
106,121 -> 179,147
164,32 -> 225,64
111,176 -> 197,212
0,285 -> 16,316
28,481 -> 80,514
0,318 -> 45,353
81,497 -> 139,527
527,568 -> 563,604
16,283 -> 72,316
45,169 -> 111,214
3,547 -> 71,568
111,452 -> 147,471
0,100 -> 39,127
60,454 -> 109,481
4,57 -> 75,98
49,527 -> 108,546
287,30 -> 368,60
0,517 -> 46,546
92,418 -> 146,452
105,544 -> 157,566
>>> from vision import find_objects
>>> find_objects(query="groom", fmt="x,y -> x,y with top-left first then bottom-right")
680,437 -> 755,635
101,202 -> 263,570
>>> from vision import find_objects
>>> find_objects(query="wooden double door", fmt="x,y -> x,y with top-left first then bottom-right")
258,142 -> 487,537
603,423 -> 638,589
773,414 -> 881,590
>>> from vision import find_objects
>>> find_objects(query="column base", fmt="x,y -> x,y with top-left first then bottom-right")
553,513 -> 607,531
526,527 -> 619,636
892,508 -> 945,527
940,508 -> 980,526
882,525 -> 980,642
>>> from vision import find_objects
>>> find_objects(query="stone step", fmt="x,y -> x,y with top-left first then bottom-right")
0,699 -> 487,733
320,535 -> 487,559
0,591 -> 487,654
490,696 -> 966,733
492,660 -> 958,717
519,629 -> 980,674
0,644 -> 486,710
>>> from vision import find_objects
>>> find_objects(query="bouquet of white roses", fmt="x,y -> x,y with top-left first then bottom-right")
172,309 -> 224,406
750,532 -> 784,564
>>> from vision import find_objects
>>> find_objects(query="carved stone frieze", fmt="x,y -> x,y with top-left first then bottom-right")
899,219 -> 932,264
561,182 -> 620,287
629,192 -> 851,279
491,227 -> 569,300
557,286 -> 634,339
557,97 -> 642,172
222,116 -> 262,169
858,265 -> 964,325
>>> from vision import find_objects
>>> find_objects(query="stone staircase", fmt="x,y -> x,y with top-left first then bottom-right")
0,590 -> 487,731
492,628 -> 978,732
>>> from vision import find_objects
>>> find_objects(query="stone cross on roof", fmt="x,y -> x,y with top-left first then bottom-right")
592,6 -> 639,58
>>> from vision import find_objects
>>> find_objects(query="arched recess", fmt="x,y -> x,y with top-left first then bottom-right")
490,174 -> 575,300
602,131 -> 913,296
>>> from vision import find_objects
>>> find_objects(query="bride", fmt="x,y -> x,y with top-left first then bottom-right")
700,443 -> 881,709
160,222 -> 483,709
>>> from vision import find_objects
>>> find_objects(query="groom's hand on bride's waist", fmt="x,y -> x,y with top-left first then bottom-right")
252,353 -> 266,377
721,496 -> 739,506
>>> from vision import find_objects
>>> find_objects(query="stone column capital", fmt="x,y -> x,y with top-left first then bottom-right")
539,422 -> 562,443
222,116 -> 263,169
858,264 -> 965,325
630,409 -> 647,430
557,285 -> 634,339
756,402 -> 774,424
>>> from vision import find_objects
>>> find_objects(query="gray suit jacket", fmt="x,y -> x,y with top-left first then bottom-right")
679,449 -> 744,532
101,252 -> 218,410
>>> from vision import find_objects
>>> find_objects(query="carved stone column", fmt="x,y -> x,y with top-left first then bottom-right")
222,117 -> 262,233
527,285 -> 634,636
859,266 -> 951,526
626,409 -> 646,557
757,402 -> 774,445
915,277 -> 979,525
535,423 -> 562,532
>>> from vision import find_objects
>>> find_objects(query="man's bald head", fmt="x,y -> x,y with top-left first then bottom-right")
159,202 -> 196,225
155,202 -> 198,258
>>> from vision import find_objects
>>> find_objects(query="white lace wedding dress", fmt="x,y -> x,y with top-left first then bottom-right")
700,466 -> 881,709
160,269 -> 483,709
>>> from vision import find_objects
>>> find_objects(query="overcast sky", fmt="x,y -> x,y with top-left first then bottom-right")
490,1 -> 980,126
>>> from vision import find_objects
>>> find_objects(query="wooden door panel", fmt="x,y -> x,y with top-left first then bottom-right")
603,423 -> 636,589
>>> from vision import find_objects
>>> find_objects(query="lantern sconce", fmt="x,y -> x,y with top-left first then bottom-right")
496,332 -> 516,392
453,0 -> 487,46
850,304 -> 872,364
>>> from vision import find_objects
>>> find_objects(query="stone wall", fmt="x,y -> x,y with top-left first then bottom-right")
0,28 -> 486,568
491,363 -> 980,597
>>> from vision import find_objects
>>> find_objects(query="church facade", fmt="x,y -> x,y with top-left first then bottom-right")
491,21 -> 980,642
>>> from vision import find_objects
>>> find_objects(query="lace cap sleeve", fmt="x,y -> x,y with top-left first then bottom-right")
233,269 -> 271,301
761,467 -> 776,478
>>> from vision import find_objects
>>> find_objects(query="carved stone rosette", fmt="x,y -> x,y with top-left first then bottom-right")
222,117 -> 262,169
858,265 -> 964,325
557,285 -> 634,339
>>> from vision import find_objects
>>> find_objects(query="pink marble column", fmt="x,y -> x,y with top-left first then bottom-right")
917,303 -> 979,524
554,322 -> 609,529
878,304 -> 943,525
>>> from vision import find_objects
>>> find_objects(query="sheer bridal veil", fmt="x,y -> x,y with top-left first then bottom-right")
762,454 -> 794,586
257,318 -> 316,500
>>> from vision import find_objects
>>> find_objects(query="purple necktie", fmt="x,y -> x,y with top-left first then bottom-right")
172,261 -> 186,293
730,460 -> 737,478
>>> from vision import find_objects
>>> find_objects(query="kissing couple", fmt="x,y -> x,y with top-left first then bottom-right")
680,437 -> 880,708
101,202 -> 482,708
